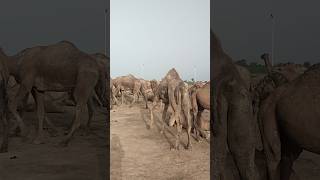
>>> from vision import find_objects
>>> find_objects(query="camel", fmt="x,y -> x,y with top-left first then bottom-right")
0,49 -> 10,153
110,78 -> 120,109
140,78 -> 155,109
259,63 -> 320,180
6,41 -> 106,146
190,81 -> 210,140
149,68 -> 192,150
252,54 -> 306,118
211,31 -> 259,180
113,74 -> 142,106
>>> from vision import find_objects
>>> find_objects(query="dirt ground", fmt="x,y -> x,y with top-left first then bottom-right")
110,102 -> 210,180
0,106 -> 107,180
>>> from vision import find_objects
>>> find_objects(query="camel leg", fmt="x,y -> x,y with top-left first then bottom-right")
228,91 -> 256,180
184,103 -> 192,150
121,90 -> 124,105
31,89 -> 46,144
82,97 -> 95,135
172,122 -> 182,150
44,117 -> 59,137
60,73 -> 96,146
280,140 -> 302,180
160,103 -> 169,134
212,95 -> 228,180
0,114 -> 8,153
8,84 -> 31,137
129,92 -> 137,107
149,106 -> 154,129
193,107 -> 201,141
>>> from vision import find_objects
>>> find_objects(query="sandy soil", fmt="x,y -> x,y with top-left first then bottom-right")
110,102 -> 210,180
0,106 -> 107,180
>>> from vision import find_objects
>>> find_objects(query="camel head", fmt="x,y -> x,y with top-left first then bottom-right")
260,53 -> 272,74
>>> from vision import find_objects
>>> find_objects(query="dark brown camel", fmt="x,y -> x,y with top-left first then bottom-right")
211,31 -> 258,180
259,63 -> 320,180
0,49 -> 11,153
253,53 -> 306,118
190,81 -> 210,140
149,68 -> 192,150
7,41 -> 106,146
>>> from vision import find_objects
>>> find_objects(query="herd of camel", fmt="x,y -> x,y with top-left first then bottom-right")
0,41 -> 109,152
213,29 -> 320,180
110,69 -> 210,150
0,30 -> 319,180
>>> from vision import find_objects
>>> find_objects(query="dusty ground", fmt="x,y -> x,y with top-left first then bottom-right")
110,102 -> 210,180
0,106 -> 107,180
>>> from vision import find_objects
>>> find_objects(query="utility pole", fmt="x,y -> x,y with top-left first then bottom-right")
270,13 -> 275,66
193,66 -> 197,82
105,9 -> 110,56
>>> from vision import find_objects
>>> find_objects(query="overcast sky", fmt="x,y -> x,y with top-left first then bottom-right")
0,0 -> 107,56
111,0 -> 210,81
213,0 -> 320,64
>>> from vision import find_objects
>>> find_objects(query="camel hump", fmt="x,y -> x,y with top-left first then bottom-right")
165,68 -> 181,80
92,53 -> 109,60
127,74 -> 136,78
57,40 -> 77,48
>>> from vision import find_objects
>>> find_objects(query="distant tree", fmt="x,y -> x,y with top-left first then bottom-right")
249,62 -> 258,67
303,62 -> 311,68
235,59 -> 248,67
191,78 -> 195,83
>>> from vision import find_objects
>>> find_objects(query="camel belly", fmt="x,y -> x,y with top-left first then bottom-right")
196,93 -> 210,110
277,96 -> 320,153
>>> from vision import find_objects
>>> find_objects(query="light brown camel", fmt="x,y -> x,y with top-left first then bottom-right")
149,68 -> 192,150
7,41 -> 106,146
211,31 -> 259,180
259,63 -> 320,180
140,78 -> 155,109
190,81 -> 210,141
0,49 -> 10,153
113,74 -> 142,106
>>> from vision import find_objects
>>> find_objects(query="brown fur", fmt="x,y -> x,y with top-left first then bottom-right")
259,64 -> 320,180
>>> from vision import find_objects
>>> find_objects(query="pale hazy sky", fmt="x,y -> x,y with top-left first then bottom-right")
111,0 -> 210,81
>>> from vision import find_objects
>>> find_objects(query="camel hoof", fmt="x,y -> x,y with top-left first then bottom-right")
170,145 -> 180,151
185,144 -> 192,150
32,137 -> 45,145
